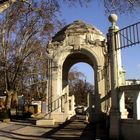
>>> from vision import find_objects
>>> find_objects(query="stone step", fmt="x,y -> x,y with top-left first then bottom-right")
35,119 -> 55,126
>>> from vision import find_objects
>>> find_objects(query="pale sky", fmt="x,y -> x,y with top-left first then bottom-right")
59,1 -> 140,84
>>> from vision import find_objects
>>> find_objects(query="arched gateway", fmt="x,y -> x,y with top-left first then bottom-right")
45,20 -> 112,123
37,15 -> 128,139
37,15 -> 140,139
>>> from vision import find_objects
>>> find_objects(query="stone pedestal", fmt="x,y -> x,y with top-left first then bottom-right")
36,119 -> 55,126
109,109 -> 120,140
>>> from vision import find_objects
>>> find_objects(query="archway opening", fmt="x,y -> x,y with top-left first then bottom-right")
68,62 -> 94,106
62,51 -> 97,89
62,52 -> 97,118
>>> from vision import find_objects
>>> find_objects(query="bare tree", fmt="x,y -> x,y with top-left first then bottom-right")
0,0 -> 137,112
1,0 -> 140,14
0,1 -> 61,109
0,0 -> 93,110
68,68 -> 94,106
103,0 -> 140,13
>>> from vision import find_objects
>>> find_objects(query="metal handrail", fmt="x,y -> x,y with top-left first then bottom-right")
117,21 -> 140,49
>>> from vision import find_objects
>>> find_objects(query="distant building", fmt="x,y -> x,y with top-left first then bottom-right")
126,79 -> 140,85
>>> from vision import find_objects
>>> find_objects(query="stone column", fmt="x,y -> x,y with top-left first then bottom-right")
133,92 -> 137,119
86,92 -> 95,122
108,14 -> 121,140
136,92 -> 140,119
62,83 -> 69,113
87,92 -> 90,108
119,91 -> 128,119
94,68 -> 104,139
93,69 -> 101,122
86,92 -> 90,122
61,95 -> 65,112
70,95 -> 75,116
48,59 -> 60,119
46,59 -> 53,118
133,91 -> 140,120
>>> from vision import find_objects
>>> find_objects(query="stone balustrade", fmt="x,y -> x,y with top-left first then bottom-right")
119,84 -> 140,120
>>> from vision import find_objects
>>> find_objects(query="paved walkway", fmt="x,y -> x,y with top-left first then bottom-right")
0,116 -> 109,140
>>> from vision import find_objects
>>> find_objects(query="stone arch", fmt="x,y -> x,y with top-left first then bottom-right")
57,47 -> 102,92
47,20 -> 108,122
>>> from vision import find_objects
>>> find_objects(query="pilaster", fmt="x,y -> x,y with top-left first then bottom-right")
108,14 -> 121,140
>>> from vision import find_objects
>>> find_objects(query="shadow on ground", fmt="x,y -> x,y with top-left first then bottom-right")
42,115 -> 109,140
0,115 -> 109,140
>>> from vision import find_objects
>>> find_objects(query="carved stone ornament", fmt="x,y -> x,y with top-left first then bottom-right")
47,20 -> 106,58
51,20 -> 105,46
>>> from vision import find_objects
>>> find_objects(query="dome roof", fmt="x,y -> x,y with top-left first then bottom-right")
52,20 -> 104,42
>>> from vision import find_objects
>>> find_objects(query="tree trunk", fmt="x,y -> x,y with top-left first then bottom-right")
5,90 -> 18,109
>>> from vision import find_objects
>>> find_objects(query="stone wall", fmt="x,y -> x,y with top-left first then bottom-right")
120,119 -> 140,140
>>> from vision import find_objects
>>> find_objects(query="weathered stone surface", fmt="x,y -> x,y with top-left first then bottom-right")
45,20 -> 108,125
49,20 -> 105,49
52,20 -> 103,42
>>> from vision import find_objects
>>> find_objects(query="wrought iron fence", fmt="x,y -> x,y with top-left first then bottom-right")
117,21 -> 140,49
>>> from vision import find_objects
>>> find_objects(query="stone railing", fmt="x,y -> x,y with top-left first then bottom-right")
46,93 -> 68,115
119,84 -> 140,120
